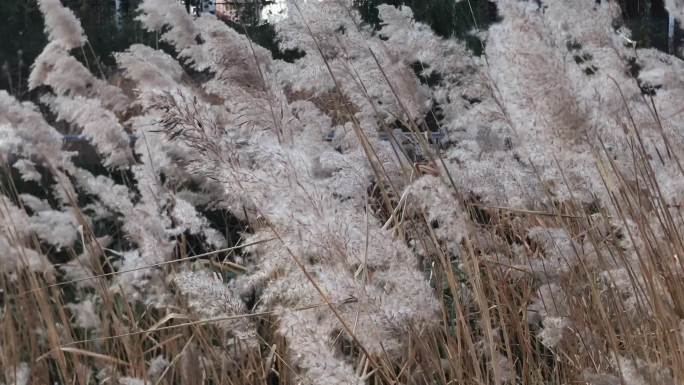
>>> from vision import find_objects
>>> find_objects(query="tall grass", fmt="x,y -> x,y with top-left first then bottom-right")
2,1 -> 684,385
3,82 -> 683,385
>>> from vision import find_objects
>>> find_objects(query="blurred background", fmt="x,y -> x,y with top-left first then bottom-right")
0,0 -> 680,99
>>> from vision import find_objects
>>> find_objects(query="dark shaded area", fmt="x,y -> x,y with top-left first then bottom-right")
0,162 -> 59,209
410,61 -> 443,87
424,103 -> 445,133
62,0 -> 152,66
0,0 -> 159,97
617,0 -> 683,57
201,206 -> 250,248
356,0 -> 500,55
223,18 -> 306,62
64,140 -> 139,188
3,0 -> 681,97
625,55 -> 664,95
0,0 -> 47,97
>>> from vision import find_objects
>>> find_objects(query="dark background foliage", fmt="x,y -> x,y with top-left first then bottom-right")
0,0 -> 680,98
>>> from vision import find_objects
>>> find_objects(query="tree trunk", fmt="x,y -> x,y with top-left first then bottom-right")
669,13 -> 675,54
115,0 -> 121,31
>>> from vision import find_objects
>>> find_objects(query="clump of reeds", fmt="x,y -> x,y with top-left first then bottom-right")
2,1 -> 684,385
